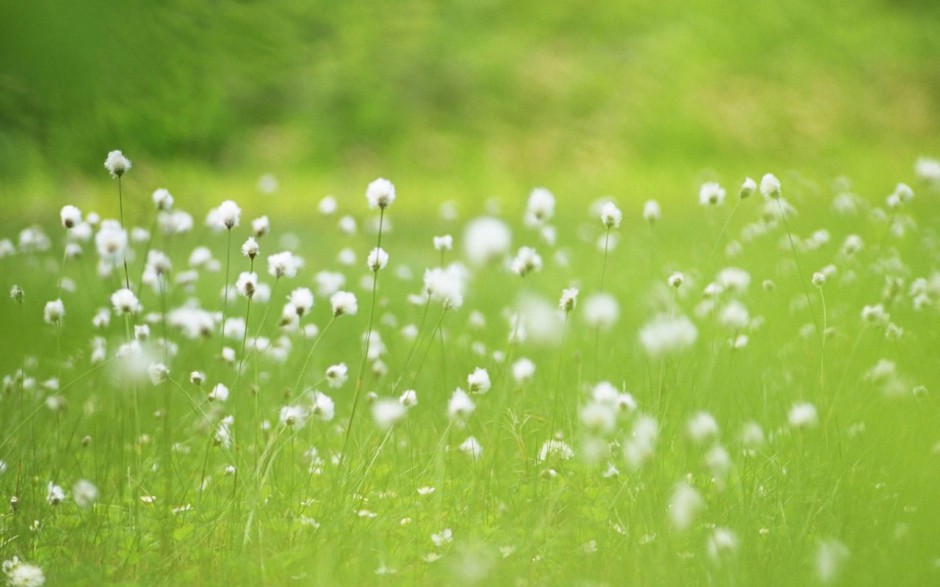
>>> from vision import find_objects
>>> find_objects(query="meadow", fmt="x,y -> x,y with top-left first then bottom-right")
1,151 -> 939,586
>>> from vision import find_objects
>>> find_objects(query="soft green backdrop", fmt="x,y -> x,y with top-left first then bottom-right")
1,0 -> 938,216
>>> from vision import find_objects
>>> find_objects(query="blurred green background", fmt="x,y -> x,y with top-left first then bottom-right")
1,0 -> 938,213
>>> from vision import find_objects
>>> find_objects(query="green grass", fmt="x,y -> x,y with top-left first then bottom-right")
1,165 -> 938,585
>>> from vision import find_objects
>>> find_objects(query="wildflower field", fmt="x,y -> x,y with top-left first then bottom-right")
1,152 -> 939,586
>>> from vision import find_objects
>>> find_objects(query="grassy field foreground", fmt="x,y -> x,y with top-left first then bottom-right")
1,155 -> 940,585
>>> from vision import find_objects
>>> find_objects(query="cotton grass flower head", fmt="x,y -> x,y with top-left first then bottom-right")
760,173 -> 782,199
583,293 -> 619,330
325,363 -> 348,388
60,205 -> 82,229
399,389 -> 418,408
44,299 -> 65,325
706,527 -> 739,562
104,150 -> 132,178
241,237 -> 259,260
279,405 -> 308,428
209,383 -> 229,403
152,188 -> 174,211
423,263 -> 467,309
699,182 -> 726,206
511,246 -> 542,277
467,367 -> 491,394
463,217 -> 511,265
559,287 -> 579,312
639,314 -> 698,357
458,436 -> 483,459
788,402 -> 818,429
236,272 -> 258,299
643,199 -> 661,224
580,401 -> 617,434
2,556 -> 45,587
624,415 -> 659,469
217,200 -> 241,229
252,215 -> 270,237
147,363 -> 169,385
669,482 -> 704,531
739,177 -> 757,199
815,539 -> 850,583
366,177 -> 396,210
371,398 -> 407,430
526,187 -> 555,225
687,411 -> 719,444
447,388 -> 476,422
309,391 -> 335,421
111,288 -> 141,315
287,287 -> 314,317
599,201 -> 622,229
267,251 -> 299,279
46,482 -> 65,505
915,156 -> 940,184
72,479 -> 99,508
367,247 -> 389,272
668,272 -> 685,289
433,234 -> 453,251
330,290 -> 358,317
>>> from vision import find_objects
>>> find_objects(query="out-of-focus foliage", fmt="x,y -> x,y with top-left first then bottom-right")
1,0 -> 939,178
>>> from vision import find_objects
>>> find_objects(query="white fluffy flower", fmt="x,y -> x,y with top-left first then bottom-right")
217,200 -> 241,229
279,405 -> 308,428
104,150 -> 132,178
399,389 -> 418,407
267,251 -> 299,279
463,217 -> 511,265
241,237 -> 259,259
559,287 -> 579,312
288,287 -> 315,316
447,388 -> 476,422
2,556 -> 46,587
371,398 -> 407,430
310,391 -> 335,421
433,234 -> 453,251
739,177 -> 757,199
760,173 -> 781,199
526,187 -> 555,224
209,383 -> 230,402
512,357 -> 536,384
366,177 -> 396,210
236,272 -> 258,299
44,299 -> 65,325
330,291 -> 358,317
643,199 -> 661,224
639,315 -> 698,357
511,246 -> 542,277
668,482 -> 703,531
788,402 -> 818,429
111,288 -> 141,315
152,188 -> 174,211
687,411 -> 719,443
367,247 -> 389,272
60,205 -> 82,229
72,479 -> 99,508
699,182 -> 726,206
458,436 -> 482,459
46,481 -> 65,505
583,293 -> 619,329
252,215 -> 270,237
423,263 -> 467,309
325,363 -> 348,388
467,367 -> 491,394
600,201 -> 622,228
